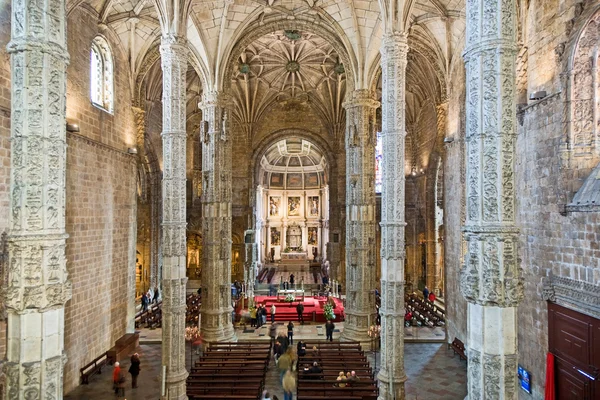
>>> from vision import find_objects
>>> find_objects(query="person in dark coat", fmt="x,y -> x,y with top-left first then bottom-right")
277,332 -> 289,352
129,353 -> 141,388
423,286 -> 429,300
141,293 -> 148,312
297,340 -> 306,357
296,302 -> 304,324
325,320 -> 335,342
287,321 -> 294,345
153,286 -> 160,303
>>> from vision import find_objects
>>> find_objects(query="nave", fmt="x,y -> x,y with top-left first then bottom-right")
65,324 -> 467,400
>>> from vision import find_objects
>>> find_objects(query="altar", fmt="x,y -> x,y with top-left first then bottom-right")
277,289 -> 305,301
281,252 -> 307,261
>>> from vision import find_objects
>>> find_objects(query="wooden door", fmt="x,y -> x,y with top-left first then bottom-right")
548,303 -> 599,400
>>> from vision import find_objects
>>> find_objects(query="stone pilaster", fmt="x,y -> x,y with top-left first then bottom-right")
378,33 -> 409,400
461,0 -> 523,398
159,35 -> 189,400
341,90 -> 379,344
4,0 -> 72,397
199,92 -> 236,343
244,230 -> 257,307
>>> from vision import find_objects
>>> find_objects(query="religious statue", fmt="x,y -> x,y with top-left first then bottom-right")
308,196 -> 319,216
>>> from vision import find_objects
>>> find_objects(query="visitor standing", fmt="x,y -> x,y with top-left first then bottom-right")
287,321 -> 294,345
429,291 -> 436,303
296,302 -> 304,324
129,353 -> 140,389
261,305 -> 268,326
141,293 -> 148,312
153,286 -> 160,304
271,304 -> 276,323
423,286 -> 429,301
112,362 -> 125,397
250,306 -> 257,327
325,320 -> 335,342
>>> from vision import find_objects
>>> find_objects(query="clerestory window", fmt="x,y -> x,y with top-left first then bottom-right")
90,36 -> 114,113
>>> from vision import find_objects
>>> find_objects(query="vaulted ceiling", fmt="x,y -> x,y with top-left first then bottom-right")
69,0 -> 468,173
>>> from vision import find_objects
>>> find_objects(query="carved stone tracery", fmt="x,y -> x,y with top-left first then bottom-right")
199,91 -> 236,343
461,0 -> 523,398
160,35 -> 189,400
341,89 -> 379,344
377,33 -> 409,400
6,0 -> 72,397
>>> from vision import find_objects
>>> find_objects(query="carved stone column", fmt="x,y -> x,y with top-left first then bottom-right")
199,92 -> 236,343
341,89 -> 379,344
461,0 -> 523,398
4,0 -> 72,397
159,36 -> 189,400
378,33 -> 409,400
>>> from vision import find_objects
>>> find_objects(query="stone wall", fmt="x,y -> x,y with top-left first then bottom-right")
514,2 -> 600,399
62,6 -> 137,393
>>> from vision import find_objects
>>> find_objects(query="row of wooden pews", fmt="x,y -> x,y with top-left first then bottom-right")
296,341 -> 378,400
187,342 -> 271,400
405,294 -> 445,327
135,301 -> 162,329
135,294 -> 203,330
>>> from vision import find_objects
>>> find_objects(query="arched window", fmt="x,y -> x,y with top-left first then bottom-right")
90,36 -> 114,113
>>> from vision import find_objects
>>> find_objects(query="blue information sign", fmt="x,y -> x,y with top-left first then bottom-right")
518,365 -> 532,394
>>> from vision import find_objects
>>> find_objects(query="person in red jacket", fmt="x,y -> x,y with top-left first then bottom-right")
428,292 -> 436,302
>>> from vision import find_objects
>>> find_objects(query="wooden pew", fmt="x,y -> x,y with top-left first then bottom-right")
450,337 -> 467,361
79,352 -> 108,384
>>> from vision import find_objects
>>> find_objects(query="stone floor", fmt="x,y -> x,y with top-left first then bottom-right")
65,323 -> 466,399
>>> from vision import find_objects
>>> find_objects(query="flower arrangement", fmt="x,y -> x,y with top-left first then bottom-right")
284,294 -> 296,302
323,302 -> 336,320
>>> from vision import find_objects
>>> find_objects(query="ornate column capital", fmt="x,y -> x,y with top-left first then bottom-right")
381,33 -> 409,60
343,90 -> 380,110
199,91 -> 231,111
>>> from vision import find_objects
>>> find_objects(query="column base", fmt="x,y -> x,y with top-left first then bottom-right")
163,369 -> 189,400
377,370 -> 407,400
340,320 -> 374,349
202,323 -> 237,344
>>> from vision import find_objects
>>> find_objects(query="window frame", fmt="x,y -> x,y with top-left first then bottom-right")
90,36 -> 114,114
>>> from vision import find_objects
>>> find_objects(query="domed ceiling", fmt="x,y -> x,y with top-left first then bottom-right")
259,138 -> 327,190
230,30 -> 346,132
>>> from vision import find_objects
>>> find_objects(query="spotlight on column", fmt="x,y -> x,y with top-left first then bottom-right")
127,147 -> 138,155
529,90 -> 547,101
443,137 -> 454,143
66,122 -> 80,132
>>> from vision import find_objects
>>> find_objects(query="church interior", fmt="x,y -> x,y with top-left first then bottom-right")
0,0 -> 599,398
